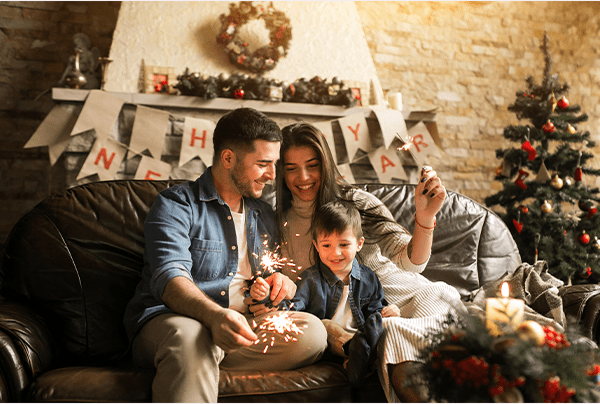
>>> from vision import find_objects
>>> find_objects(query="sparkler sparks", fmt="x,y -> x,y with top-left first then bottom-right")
254,311 -> 306,354
398,135 -> 414,151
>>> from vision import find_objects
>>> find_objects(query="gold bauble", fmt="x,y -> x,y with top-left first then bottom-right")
541,200 -> 553,213
550,175 -> 563,189
567,124 -> 576,134
564,176 -> 574,186
517,320 -> 546,346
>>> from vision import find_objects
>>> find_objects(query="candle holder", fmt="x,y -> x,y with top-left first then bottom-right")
98,57 -> 113,91
485,282 -> 524,336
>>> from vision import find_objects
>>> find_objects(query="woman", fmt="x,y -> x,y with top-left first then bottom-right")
275,122 -> 463,402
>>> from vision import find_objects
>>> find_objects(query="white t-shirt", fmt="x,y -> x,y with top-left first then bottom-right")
228,203 -> 252,313
330,284 -> 358,334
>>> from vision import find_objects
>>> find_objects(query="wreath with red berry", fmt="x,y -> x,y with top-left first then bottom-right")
216,1 -> 292,74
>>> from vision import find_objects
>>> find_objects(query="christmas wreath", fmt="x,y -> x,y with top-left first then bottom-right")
216,1 -> 292,74
416,312 -> 600,402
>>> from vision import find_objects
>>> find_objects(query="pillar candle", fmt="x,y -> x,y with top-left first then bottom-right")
486,282 -> 524,336
387,92 -> 403,110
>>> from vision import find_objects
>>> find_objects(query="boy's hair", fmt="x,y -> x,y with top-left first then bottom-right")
212,107 -> 282,165
312,200 -> 363,241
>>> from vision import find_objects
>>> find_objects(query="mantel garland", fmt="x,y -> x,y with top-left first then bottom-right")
216,1 -> 292,74
174,69 -> 359,108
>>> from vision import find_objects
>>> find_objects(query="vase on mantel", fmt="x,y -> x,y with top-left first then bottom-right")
65,49 -> 87,89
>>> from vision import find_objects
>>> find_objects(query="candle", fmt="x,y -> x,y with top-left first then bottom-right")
387,92 -> 403,110
486,282 -> 524,336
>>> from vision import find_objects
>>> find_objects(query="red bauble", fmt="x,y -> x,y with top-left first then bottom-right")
582,267 -> 592,278
557,97 -> 569,109
587,208 -> 598,219
575,167 -> 583,182
234,88 -> 245,99
542,121 -> 555,133
519,205 -> 529,214
578,231 -> 591,245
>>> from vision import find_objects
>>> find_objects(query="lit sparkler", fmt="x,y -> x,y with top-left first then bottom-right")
396,132 -> 424,170
254,311 -> 306,354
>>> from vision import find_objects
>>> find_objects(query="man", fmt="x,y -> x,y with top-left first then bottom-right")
123,108 -> 327,402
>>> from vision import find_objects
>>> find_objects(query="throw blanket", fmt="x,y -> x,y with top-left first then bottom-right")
465,260 -> 566,332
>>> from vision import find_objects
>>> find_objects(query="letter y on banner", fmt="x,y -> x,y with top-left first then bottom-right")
368,146 -> 407,183
338,113 -> 372,162
179,117 -> 215,167
77,137 -> 127,181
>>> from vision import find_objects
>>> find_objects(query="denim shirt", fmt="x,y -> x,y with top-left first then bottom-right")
123,168 -> 279,340
288,259 -> 384,334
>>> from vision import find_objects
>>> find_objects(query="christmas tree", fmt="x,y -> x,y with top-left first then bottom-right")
485,32 -> 600,284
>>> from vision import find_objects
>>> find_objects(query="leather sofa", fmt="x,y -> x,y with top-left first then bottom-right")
1,179 -> 599,402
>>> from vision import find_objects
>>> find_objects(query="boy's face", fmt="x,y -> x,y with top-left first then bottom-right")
313,227 -> 364,283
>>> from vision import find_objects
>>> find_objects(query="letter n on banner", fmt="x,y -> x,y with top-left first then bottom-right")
367,146 -> 407,183
338,113 -> 372,162
77,137 -> 127,181
135,155 -> 172,180
179,117 -> 215,167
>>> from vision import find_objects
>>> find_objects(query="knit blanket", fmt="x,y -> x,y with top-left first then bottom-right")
465,260 -> 566,332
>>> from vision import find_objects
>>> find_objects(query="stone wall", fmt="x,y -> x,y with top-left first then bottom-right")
2,1 -> 600,249
356,1 -> 600,202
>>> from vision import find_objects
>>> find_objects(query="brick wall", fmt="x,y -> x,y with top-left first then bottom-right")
0,1 -> 121,248
356,1 -> 600,202
2,1 -> 600,249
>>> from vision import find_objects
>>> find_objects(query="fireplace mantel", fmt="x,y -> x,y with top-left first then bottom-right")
51,88 -> 438,187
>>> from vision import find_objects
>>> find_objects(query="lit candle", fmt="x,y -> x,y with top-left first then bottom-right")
486,282 -> 524,336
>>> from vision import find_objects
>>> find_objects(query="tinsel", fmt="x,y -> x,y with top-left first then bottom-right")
416,312 -> 600,403
174,69 -> 359,107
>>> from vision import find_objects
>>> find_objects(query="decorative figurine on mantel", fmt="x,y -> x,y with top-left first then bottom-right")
58,33 -> 101,89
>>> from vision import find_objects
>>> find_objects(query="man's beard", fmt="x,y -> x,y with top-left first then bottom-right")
231,161 -> 262,198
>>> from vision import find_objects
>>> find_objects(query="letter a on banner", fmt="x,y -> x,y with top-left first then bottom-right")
338,113 -> 372,162
179,117 -> 215,167
134,155 -> 172,180
367,146 -> 407,183
77,137 -> 127,181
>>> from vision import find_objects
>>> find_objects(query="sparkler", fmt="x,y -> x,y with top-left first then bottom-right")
252,311 -> 306,354
396,133 -> 423,168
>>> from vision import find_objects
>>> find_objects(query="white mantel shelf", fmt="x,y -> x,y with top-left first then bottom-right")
52,88 -> 437,122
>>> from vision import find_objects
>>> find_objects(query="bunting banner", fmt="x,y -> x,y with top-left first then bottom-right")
128,105 -> 171,159
404,121 -> 441,166
338,113 -> 372,162
24,104 -> 78,165
179,117 -> 215,167
134,155 -> 173,180
312,120 -> 337,164
368,146 -> 407,182
77,137 -> 127,181
336,163 -> 355,184
371,107 -> 407,149
70,90 -> 124,139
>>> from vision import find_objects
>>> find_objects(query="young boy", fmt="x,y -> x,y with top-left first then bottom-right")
250,200 -> 399,386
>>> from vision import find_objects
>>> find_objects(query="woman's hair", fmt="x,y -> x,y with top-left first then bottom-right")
276,122 -> 399,247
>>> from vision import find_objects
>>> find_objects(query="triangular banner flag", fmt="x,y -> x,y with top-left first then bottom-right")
368,146 -> 407,183
536,160 -> 552,182
24,104 -> 79,166
405,121 -> 441,166
76,137 -> 127,181
371,107 -> 407,149
134,155 -> 172,180
70,90 -> 124,139
128,105 -> 170,159
336,163 -> 355,184
312,120 -> 337,164
338,113 -> 372,162
179,117 -> 215,167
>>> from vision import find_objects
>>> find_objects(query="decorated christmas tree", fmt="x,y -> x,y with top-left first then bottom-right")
485,32 -> 600,284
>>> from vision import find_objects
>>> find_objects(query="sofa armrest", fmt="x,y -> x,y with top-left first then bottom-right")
0,300 -> 56,401
558,284 -> 600,343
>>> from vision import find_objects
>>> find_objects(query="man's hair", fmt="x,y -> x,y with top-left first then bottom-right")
312,200 -> 363,242
212,107 -> 282,164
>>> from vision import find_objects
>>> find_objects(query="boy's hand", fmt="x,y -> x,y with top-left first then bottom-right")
249,277 -> 270,301
382,305 -> 400,318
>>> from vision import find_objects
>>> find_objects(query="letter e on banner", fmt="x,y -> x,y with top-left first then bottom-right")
180,117 -> 215,167
367,146 -> 407,183
135,155 -> 173,180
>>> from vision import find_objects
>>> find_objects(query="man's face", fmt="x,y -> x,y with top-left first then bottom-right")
231,139 -> 280,199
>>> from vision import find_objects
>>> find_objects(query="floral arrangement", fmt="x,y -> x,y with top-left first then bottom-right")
417,312 -> 600,402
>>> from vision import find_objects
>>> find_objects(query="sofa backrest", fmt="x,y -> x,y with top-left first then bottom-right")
0,180 -> 520,365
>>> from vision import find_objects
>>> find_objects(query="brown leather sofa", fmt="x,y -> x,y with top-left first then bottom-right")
1,179 -> 599,402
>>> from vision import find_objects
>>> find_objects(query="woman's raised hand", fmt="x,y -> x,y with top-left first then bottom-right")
414,166 -> 446,225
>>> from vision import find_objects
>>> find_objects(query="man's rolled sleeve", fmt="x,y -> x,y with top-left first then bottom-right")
151,263 -> 194,302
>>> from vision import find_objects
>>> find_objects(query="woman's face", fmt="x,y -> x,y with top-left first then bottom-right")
283,146 -> 322,202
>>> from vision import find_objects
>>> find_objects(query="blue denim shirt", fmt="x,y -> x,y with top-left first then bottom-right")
123,168 -> 279,340
288,259 -> 384,334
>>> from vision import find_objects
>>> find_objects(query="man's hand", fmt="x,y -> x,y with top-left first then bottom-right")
264,272 -> 296,305
206,307 -> 258,353
382,304 -> 400,318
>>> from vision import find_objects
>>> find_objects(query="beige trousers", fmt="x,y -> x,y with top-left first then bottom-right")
132,311 -> 327,403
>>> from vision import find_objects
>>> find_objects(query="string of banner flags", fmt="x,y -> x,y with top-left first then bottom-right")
24,90 -> 441,183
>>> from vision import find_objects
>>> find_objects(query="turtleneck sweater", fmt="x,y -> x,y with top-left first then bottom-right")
280,197 -> 316,280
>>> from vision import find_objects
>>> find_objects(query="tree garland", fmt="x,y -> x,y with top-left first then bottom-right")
216,1 -> 292,74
